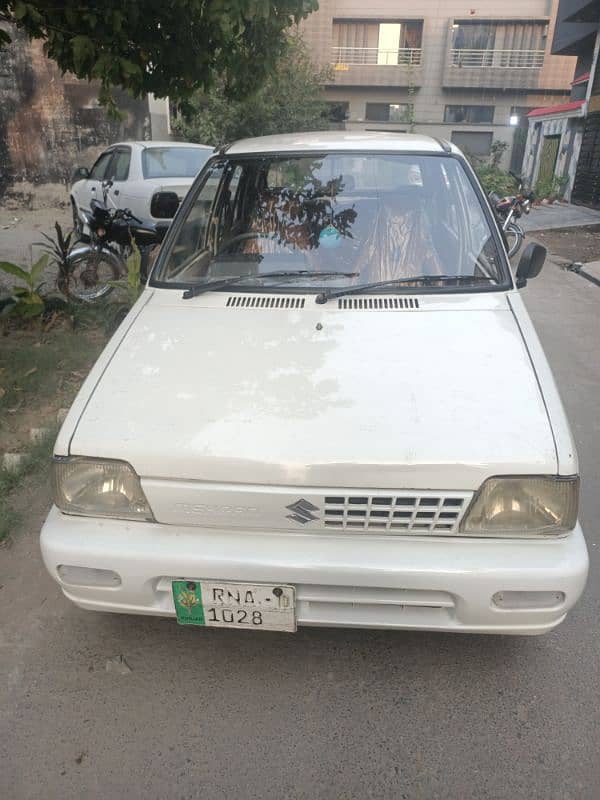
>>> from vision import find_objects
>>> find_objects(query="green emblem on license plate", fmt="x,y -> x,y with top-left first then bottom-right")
172,580 -> 205,625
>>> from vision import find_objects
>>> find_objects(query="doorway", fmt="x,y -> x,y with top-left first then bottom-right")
537,135 -> 561,189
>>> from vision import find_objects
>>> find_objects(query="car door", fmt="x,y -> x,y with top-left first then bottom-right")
76,149 -> 114,213
103,147 -> 132,212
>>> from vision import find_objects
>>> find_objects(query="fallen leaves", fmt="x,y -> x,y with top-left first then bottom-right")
105,655 -> 132,675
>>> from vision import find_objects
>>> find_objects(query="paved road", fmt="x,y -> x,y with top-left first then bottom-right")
521,201 -> 600,232
1,258 -> 599,800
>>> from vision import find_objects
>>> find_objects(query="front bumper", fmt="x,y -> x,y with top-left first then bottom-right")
40,506 -> 589,634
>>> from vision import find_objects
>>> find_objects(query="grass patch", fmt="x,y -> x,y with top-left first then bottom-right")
0,309 -> 111,541
0,314 -> 109,445
0,429 -> 56,543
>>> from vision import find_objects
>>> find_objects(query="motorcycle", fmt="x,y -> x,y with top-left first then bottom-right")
489,172 -> 534,258
64,181 -> 166,302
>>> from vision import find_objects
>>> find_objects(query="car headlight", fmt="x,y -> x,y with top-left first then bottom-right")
461,476 -> 579,537
53,457 -> 154,521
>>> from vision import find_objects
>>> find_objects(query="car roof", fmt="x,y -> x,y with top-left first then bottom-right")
225,131 -> 459,156
109,141 -> 214,150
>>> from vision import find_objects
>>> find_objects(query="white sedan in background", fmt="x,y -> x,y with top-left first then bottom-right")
70,141 -> 213,232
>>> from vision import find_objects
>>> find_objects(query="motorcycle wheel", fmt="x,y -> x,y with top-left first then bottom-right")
62,246 -> 122,302
504,222 -> 524,258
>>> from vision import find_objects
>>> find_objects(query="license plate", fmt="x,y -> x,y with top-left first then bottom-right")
171,580 -> 296,632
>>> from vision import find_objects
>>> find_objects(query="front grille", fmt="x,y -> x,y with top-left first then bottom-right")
322,492 -> 470,533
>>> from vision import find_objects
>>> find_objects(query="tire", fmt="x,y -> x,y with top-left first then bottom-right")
63,245 -> 122,302
504,223 -> 524,258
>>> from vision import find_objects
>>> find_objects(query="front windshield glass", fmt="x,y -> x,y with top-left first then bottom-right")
142,147 -> 212,179
156,153 -> 505,290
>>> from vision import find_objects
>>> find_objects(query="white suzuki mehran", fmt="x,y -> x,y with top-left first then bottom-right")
41,132 -> 588,635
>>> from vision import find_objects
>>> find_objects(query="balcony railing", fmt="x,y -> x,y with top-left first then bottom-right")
450,48 -> 545,69
331,46 -> 422,66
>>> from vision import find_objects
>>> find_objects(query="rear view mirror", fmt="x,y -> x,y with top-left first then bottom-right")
151,191 -> 180,219
71,166 -> 89,183
516,243 -> 546,288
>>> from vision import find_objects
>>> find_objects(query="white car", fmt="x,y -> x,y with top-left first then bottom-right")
42,132 -> 588,635
70,141 -> 213,232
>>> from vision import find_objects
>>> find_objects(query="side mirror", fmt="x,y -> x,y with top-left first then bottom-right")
515,242 -> 546,288
71,166 -> 90,183
151,191 -> 180,219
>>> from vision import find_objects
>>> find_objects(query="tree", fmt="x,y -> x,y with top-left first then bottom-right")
171,33 -> 331,146
0,1 -> 318,112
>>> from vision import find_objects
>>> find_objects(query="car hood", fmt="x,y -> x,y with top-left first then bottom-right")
67,290 -> 557,491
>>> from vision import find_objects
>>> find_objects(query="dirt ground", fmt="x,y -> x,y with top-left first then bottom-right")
0,183 -> 72,283
532,224 -> 600,263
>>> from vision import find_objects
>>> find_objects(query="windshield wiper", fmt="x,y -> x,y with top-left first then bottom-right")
182,271 -> 358,299
315,274 -> 495,304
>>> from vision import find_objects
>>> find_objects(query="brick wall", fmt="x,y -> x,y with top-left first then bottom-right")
0,26 -> 152,194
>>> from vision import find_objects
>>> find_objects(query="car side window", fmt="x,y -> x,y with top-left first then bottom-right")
166,164 -> 225,276
110,149 -> 131,182
89,151 -> 113,181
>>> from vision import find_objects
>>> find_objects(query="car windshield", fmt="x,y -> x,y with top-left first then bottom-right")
142,147 -> 212,179
155,153 -> 505,291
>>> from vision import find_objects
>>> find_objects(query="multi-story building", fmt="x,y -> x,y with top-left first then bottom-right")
521,0 -> 600,204
301,0 -> 577,170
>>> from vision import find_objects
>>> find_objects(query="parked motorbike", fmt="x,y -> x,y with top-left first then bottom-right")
489,172 -> 534,258
64,181 -> 166,302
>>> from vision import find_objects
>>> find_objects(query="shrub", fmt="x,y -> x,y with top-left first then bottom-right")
0,255 -> 49,319
535,174 -> 568,201
462,139 -> 518,197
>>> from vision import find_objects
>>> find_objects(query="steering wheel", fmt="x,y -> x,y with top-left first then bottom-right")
219,231 -> 295,255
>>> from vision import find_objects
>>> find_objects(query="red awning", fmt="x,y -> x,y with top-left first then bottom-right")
571,72 -> 590,86
527,100 -> 585,118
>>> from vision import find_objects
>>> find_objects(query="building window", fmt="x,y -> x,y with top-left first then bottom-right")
444,105 -> 494,124
332,20 -> 422,65
450,131 -> 493,156
325,101 -> 350,122
452,22 -> 496,53
451,20 -> 546,68
571,81 -> 588,102
365,103 -> 412,123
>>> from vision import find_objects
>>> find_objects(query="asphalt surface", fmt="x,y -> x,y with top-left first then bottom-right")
521,201 -> 600,232
1,256 -> 599,800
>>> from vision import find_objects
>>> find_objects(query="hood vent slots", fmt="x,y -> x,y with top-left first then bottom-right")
226,295 -> 305,309
338,297 -> 419,310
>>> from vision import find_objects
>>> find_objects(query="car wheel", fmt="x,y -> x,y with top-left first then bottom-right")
64,245 -> 122,302
505,223 -> 524,258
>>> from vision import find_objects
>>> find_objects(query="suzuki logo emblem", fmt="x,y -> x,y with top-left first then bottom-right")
286,499 -> 320,525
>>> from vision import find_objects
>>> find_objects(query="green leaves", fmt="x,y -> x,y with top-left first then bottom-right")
0,1 -> 318,109
30,254 -> 49,289
0,261 -> 29,283
0,255 -> 49,320
172,33 -> 329,147
71,35 -> 96,74
12,1 -> 28,21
